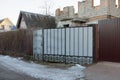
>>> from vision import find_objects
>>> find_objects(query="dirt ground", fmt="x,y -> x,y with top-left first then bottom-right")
84,62 -> 120,80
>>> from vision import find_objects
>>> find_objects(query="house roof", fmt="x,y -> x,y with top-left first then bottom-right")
17,11 -> 56,29
0,18 -> 14,26
0,19 -> 5,24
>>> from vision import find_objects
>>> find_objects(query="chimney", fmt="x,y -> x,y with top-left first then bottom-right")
55,8 -> 61,16
118,0 -> 120,8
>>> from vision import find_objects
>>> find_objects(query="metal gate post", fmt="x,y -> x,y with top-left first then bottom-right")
93,25 -> 99,63
64,28 -> 67,64
42,29 -> 44,62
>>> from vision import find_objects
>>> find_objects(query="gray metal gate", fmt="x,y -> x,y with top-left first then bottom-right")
33,27 -> 94,64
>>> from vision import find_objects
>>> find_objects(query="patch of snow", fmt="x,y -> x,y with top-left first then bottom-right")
0,55 -> 85,80
69,64 -> 85,71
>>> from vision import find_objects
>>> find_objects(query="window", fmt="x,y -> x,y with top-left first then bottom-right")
63,24 -> 69,28
116,0 -> 118,8
93,0 -> 100,6
9,26 -> 11,28
1,25 -> 4,29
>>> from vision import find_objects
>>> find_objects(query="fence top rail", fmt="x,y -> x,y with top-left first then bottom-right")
34,26 -> 94,31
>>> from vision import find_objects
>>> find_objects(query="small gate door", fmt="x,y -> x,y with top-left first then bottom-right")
99,18 -> 120,62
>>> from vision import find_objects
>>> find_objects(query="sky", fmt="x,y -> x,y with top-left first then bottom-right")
0,0 -> 83,25
0,0 -> 117,25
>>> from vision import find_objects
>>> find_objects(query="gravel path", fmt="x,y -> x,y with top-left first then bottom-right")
84,62 -> 120,80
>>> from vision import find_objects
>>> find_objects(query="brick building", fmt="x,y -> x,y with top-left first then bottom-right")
56,0 -> 120,27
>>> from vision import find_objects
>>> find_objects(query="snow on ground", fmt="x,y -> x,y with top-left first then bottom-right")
0,55 -> 85,80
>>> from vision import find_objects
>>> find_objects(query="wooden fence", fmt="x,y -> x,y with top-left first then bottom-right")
0,29 -> 33,56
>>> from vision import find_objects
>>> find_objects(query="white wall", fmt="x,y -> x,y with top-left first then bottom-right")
19,17 -> 27,29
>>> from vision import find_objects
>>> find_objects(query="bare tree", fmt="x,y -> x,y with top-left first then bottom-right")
38,0 -> 54,15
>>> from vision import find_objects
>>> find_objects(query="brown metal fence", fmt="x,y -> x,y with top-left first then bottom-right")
99,18 -> 120,62
0,29 -> 33,56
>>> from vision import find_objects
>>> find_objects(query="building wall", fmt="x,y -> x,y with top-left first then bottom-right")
78,0 -> 108,18
0,18 -> 14,32
56,6 -> 75,21
78,0 -> 120,18
109,0 -> 120,17
19,17 -> 27,29
57,20 -> 72,27
57,20 -> 85,27
56,0 -> 120,27
56,6 -> 81,27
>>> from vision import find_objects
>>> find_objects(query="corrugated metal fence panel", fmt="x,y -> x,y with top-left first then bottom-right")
33,30 -> 43,60
99,18 -> 120,62
44,29 -> 65,55
43,27 -> 93,56
33,26 -> 94,64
